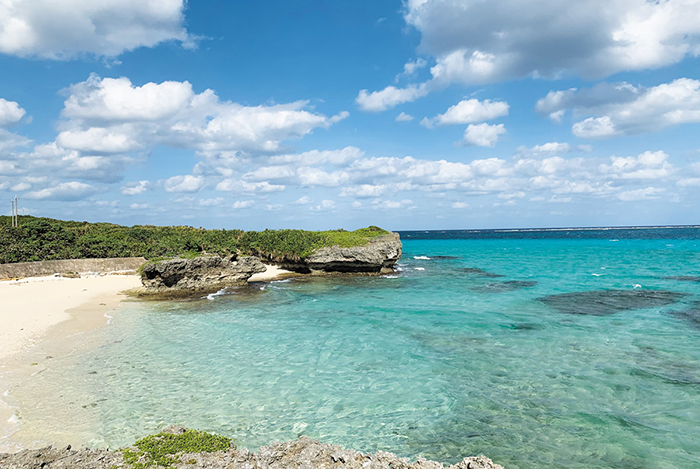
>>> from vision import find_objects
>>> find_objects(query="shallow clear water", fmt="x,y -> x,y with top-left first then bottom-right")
12,229 -> 700,468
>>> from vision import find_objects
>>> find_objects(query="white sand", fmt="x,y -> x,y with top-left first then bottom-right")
0,275 -> 141,362
248,264 -> 295,282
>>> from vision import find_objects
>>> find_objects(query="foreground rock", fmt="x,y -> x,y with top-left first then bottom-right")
139,255 -> 266,296
283,232 -> 403,274
0,433 -> 504,469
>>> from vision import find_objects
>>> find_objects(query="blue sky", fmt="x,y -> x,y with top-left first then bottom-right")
0,0 -> 699,230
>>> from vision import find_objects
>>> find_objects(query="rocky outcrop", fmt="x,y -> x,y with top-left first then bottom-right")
137,233 -> 402,296
0,433 -> 504,469
140,255 -> 265,294
284,232 -> 403,274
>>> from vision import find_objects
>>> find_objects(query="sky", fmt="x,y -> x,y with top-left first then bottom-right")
0,0 -> 699,231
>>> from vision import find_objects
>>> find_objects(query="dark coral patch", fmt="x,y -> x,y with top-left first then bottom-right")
539,289 -> 687,316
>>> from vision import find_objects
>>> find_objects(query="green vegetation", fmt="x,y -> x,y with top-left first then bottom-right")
0,215 -> 389,264
122,429 -> 232,468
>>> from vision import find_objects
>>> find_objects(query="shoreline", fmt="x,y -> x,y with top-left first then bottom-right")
0,265 -> 293,453
0,274 -> 142,452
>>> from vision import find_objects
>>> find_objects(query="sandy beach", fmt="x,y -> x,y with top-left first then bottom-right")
0,275 -> 142,363
0,264 -> 292,362
249,264 -> 295,282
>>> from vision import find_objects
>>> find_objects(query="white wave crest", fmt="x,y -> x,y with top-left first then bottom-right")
206,288 -> 228,300
414,256 -> 431,260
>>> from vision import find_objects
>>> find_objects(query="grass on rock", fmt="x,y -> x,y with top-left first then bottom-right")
122,429 -> 231,468
0,215 -> 389,264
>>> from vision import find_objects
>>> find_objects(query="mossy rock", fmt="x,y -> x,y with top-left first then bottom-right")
122,428 -> 233,468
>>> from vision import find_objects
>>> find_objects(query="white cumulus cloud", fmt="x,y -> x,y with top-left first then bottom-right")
24,181 -> 95,200
0,0 -> 192,59
356,83 -> 430,112
359,0 -> 700,110
538,78 -> 700,138
463,123 -> 506,147
164,175 -> 205,193
0,98 -> 26,126
422,98 -> 509,127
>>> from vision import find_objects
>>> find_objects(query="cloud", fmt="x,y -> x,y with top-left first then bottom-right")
396,112 -> 414,122
198,197 -> 224,207
60,74 -> 347,154
617,187 -> 665,201
297,167 -> 349,187
295,196 -> 311,205
0,98 -> 26,126
422,98 -> 509,127
232,200 -> 254,209
0,74 -> 347,194
599,151 -> 673,179
121,180 -> 151,195
452,201 -> 468,209
0,128 -> 31,151
217,180 -> 285,193
359,0 -> 700,110
407,0 -> 700,83
463,123 -> 506,147
164,175 -> 205,192
130,203 -> 148,210
0,0 -> 192,59
402,58 -> 428,77
372,199 -> 414,210
310,199 -> 336,212
356,83 -> 430,112
516,142 -> 571,156
24,181 -> 96,200
269,147 -> 363,166
538,78 -> 700,137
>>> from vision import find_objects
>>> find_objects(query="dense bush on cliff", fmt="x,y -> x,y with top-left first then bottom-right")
0,215 -> 389,264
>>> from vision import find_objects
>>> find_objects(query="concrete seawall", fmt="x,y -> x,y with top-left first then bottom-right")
0,257 -> 146,279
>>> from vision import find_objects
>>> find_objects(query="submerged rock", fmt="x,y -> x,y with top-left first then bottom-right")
662,276 -> 700,283
0,434 -> 504,469
140,255 -> 266,294
460,268 -> 504,278
539,289 -> 687,316
471,280 -> 538,293
290,232 -> 403,274
667,302 -> 700,329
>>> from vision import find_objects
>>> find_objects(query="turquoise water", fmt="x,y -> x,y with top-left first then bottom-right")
19,230 -> 700,468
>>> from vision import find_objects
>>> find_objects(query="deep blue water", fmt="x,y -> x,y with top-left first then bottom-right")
13,227 -> 700,468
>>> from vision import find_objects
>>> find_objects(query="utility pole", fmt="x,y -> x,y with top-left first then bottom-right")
10,195 -> 19,227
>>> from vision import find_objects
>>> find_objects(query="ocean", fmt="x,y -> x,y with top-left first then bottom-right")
7,227 -> 700,468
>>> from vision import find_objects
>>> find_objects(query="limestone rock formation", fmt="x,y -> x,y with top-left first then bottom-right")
286,232 -> 403,274
0,434 -> 505,469
140,255 -> 265,293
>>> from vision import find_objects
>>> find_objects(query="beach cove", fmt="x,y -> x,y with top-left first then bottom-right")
1,227 -> 700,467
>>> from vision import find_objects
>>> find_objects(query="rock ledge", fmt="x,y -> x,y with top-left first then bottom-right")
0,434 -> 504,469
